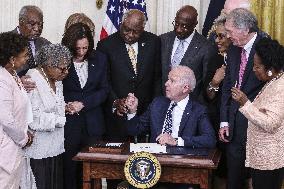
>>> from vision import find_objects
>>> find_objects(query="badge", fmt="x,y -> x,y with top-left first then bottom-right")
124,152 -> 161,188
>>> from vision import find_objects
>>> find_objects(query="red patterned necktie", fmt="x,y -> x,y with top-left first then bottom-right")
238,48 -> 247,88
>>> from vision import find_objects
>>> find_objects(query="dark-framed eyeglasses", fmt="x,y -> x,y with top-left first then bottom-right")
172,21 -> 189,31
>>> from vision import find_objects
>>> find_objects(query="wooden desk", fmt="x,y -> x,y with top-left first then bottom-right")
73,147 -> 221,189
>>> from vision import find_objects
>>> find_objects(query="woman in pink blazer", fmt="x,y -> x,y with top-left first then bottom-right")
0,32 -> 34,189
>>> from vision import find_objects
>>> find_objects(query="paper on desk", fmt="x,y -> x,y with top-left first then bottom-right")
130,143 -> 167,153
105,143 -> 123,147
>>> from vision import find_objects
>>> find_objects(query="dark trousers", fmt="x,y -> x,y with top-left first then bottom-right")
226,144 -> 249,189
30,155 -> 63,189
63,121 -> 101,189
251,167 -> 283,189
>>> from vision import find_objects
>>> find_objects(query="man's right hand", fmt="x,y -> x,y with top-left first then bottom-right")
219,126 -> 230,142
21,75 -> 36,92
125,93 -> 138,114
113,98 -> 128,116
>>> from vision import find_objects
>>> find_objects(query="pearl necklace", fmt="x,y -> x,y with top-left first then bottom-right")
40,67 -> 55,93
255,71 -> 284,100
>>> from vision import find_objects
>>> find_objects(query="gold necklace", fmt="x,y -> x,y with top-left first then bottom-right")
12,70 -> 23,90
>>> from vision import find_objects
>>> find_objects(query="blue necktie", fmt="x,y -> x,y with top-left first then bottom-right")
171,40 -> 184,67
163,102 -> 177,134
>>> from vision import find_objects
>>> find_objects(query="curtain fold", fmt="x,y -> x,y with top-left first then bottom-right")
251,0 -> 284,45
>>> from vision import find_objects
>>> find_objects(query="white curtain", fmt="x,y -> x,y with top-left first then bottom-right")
0,0 -> 210,44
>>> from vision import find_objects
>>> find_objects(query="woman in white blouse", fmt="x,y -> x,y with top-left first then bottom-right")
61,23 -> 109,189
24,44 -> 72,189
0,32 -> 33,189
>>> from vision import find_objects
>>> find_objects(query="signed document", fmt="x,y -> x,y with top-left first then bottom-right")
130,143 -> 167,154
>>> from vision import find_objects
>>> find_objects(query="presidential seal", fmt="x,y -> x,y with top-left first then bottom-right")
124,152 -> 161,188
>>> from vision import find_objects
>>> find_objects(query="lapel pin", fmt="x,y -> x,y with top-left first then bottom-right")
91,64 -> 94,67
195,46 -> 197,49
187,112 -> 189,115
142,43 -> 145,47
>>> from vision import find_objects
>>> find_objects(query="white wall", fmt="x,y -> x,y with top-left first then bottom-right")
0,0 -> 210,45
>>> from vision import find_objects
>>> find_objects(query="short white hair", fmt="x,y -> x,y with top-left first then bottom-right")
173,65 -> 196,91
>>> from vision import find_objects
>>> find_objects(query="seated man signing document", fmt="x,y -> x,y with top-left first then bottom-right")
126,66 -> 216,148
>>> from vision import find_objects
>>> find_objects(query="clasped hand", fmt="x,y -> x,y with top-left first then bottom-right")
114,93 -> 138,116
66,101 -> 84,115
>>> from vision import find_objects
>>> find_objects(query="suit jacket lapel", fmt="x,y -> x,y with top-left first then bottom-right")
240,35 -> 260,89
136,37 -> 147,82
83,60 -> 95,89
178,99 -> 192,136
180,32 -> 201,66
156,99 -> 171,135
69,63 -> 81,88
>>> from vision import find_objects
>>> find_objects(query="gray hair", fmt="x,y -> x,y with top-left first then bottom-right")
35,44 -> 72,67
174,66 -> 196,91
226,8 -> 258,32
121,9 -> 147,27
19,5 -> 43,22
213,14 -> 227,27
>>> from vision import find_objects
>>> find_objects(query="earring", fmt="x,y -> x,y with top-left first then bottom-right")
11,62 -> 15,69
267,70 -> 273,77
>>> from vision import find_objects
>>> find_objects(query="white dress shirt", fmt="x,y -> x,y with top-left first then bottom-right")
162,96 -> 189,146
74,60 -> 88,88
170,30 -> 195,63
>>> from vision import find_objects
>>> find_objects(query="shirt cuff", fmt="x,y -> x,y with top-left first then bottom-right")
177,137 -> 184,146
220,122 -> 229,128
127,112 -> 136,120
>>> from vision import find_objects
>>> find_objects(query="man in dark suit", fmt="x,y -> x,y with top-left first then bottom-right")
125,65 -> 216,189
97,9 -> 161,142
160,5 -> 216,102
12,5 -> 50,78
218,8 -> 266,189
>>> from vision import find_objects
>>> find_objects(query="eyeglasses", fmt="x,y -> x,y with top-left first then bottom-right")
172,21 -> 189,31
55,64 -> 71,73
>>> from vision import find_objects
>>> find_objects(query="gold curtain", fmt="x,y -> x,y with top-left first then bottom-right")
251,0 -> 284,45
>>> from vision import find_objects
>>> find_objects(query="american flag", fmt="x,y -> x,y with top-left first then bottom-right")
100,0 -> 148,40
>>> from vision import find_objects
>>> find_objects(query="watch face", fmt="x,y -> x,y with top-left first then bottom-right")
124,152 -> 161,188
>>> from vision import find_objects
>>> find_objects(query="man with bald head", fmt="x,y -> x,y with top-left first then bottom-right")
11,5 -> 50,77
223,0 -> 250,14
97,9 -> 161,141
160,5 -> 216,104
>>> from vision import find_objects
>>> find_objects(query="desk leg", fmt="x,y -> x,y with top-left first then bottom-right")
207,170 -> 213,189
94,179 -> 102,189
83,162 -> 92,189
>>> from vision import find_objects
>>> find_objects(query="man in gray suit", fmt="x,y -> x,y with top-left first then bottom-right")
12,5 -> 50,78
160,5 -> 216,102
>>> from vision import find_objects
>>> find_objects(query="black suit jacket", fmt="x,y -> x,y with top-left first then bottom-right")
11,27 -> 51,76
160,31 -> 217,101
220,32 -> 266,142
63,51 -> 109,136
96,31 -> 161,140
